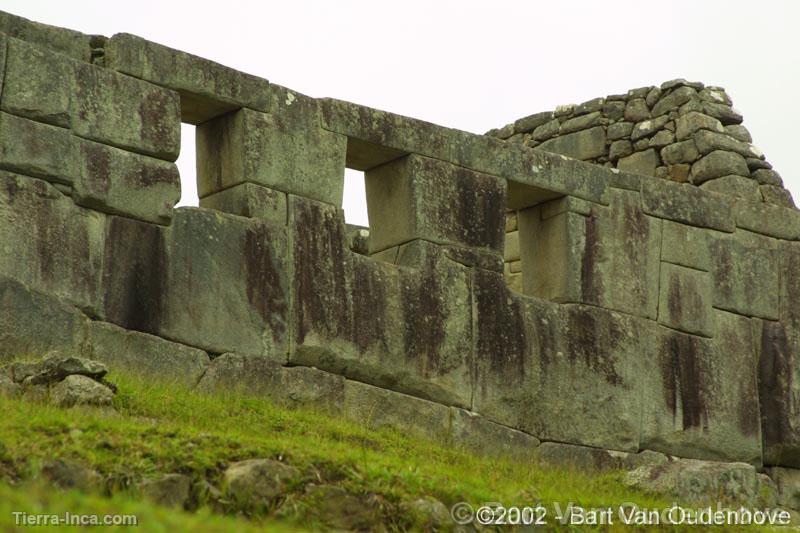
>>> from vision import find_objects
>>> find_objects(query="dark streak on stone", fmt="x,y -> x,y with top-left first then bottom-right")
292,198 -> 349,346
660,331 -> 708,431
102,216 -> 166,334
242,223 -> 287,341
352,257 -> 388,355
402,253 -> 447,378
566,306 -> 624,386
581,211 -> 601,304
474,268 -> 526,385
758,321 -> 792,452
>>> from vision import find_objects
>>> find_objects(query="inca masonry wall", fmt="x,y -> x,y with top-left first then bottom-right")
2,9 -> 800,503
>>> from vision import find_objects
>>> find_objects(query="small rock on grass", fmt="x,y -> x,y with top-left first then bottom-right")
138,473 -> 192,509
50,375 -> 114,408
223,459 -> 300,511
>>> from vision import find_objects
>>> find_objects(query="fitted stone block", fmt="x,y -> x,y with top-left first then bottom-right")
72,62 -> 181,161
0,172 -> 104,314
450,408 -> 540,460
197,107 -> 346,205
1,37 -> 74,127
735,200 -> 800,241
0,275 -> 88,364
87,321 -> 210,387
76,139 -> 180,224
710,231 -> 779,320
758,319 -> 800,467
289,196 -> 473,407
366,154 -> 506,254
105,33 -> 270,124
200,182 -> 287,225
472,280 -> 645,452
0,112 -> 77,184
642,179 -> 735,232
537,126 -> 606,160
101,209 -> 289,358
343,379 -> 452,442
0,10 -> 93,62
761,243 -> 800,467
660,220 -> 715,272
641,316 -> 762,465
657,263 -> 713,337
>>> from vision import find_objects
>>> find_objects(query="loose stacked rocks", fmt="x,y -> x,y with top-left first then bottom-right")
488,79 -> 793,208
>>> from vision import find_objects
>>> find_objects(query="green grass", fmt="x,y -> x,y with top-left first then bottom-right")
0,375 -> 776,531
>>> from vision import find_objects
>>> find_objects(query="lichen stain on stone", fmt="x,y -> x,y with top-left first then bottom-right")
351,258 -> 388,355
758,321 -> 792,449
242,223 -> 287,341
474,269 -> 526,385
565,306 -> 624,386
102,216 -> 166,335
402,254 -> 447,378
660,332 -> 709,431
292,199 -> 349,346
580,211 -> 601,304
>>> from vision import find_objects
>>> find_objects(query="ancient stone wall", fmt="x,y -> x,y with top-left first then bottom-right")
1,9 -> 800,504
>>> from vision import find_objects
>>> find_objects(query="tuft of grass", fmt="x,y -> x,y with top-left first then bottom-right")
0,375 -> 772,531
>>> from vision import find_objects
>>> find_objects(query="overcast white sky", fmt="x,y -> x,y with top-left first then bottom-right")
3,0 -> 799,226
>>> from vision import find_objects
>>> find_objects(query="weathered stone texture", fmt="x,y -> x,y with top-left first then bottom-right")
641,315 -> 762,464
199,183 -> 287,225
72,62 -> 181,161
87,321 -> 210,387
0,276 -> 88,364
0,172 -> 104,313
75,140 -> 180,224
290,196 -> 473,407
0,112 -> 78,184
1,38 -> 74,127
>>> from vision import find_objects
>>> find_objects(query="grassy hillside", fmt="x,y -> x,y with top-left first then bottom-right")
0,375 -> 768,531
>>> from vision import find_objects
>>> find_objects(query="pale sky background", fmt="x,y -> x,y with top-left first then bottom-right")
3,0 -> 798,227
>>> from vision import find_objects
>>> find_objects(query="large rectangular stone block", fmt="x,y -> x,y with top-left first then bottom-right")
342,379 -> 452,442
735,200 -> 800,241
660,220 -> 716,272
642,179 -> 735,232
199,182 -> 287,225
0,112 -> 77,184
710,231 -> 779,320
0,172 -> 104,314
0,275 -> 88,364
289,195 -> 473,407
365,154 -> 506,254
1,37 -> 74,127
472,270 -> 644,452
87,321 -> 209,387
72,62 -> 181,161
105,33 -> 270,124
0,10 -> 93,62
101,209 -> 290,358
641,315 -> 762,465
196,107 -> 346,205
657,263 -> 713,337
76,139 -> 180,224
